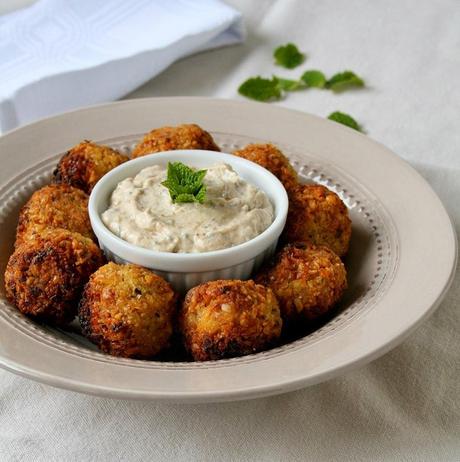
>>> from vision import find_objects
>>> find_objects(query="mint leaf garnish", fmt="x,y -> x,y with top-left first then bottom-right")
300,70 -> 326,88
273,43 -> 305,69
161,162 -> 207,204
328,111 -> 362,131
238,77 -> 282,101
326,71 -> 364,92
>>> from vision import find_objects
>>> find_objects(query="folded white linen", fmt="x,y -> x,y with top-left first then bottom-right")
0,0 -> 244,132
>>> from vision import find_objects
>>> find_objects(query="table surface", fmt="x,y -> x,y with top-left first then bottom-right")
1,1 -> 459,461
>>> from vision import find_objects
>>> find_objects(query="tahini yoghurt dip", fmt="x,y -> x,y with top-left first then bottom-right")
102,163 -> 274,253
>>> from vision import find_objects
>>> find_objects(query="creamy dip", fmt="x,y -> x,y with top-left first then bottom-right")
102,163 -> 274,253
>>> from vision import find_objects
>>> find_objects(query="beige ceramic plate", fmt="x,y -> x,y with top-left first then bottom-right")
0,97 -> 457,403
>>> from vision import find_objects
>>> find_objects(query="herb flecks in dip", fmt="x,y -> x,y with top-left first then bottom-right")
102,163 -> 274,253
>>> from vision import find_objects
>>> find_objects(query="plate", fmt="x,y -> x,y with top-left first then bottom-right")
0,97 -> 456,402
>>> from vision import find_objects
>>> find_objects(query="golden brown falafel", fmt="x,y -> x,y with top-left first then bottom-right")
4,229 -> 105,325
79,263 -> 177,359
283,184 -> 351,257
233,143 -> 298,193
53,140 -> 128,194
15,184 -> 94,247
180,279 -> 282,361
255,243 -> 347,324
131,124 -> 220,158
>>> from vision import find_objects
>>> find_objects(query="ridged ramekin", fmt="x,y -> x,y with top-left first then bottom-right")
88,150 -> 289,292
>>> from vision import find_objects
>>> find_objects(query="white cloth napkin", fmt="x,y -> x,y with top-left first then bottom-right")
0,0 -> 244,132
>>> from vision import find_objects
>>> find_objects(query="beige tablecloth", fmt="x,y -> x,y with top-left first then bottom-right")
1,1 -> 459,461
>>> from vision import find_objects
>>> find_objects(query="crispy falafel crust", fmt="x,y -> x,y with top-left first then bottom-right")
131,124 -> 220,158
180,279 -> 282,361
4,229 -> 105,325
283,184 -> 352,257
15,184 -> 94,247
53,140 -> 128,194
233,143 -> 299,193
79,263 -> 177,359
256,243 -> 347,324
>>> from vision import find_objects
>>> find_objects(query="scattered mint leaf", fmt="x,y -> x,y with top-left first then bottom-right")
300,70 -> 326,88
328,111 -> 362,131
238,77 -> 282,101
326,71 -> 364,92
161,162 -> 207,204
272,76 -> 305,91
273,43 -> 305,69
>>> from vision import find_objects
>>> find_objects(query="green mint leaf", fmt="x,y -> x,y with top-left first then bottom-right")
273,43 -> 305,69
161,162 -> 207,204
300,70 -> 326,88
238,77 -> 282,101
174,193 -> 200,204
326,71 -> 364,92
272,76 -> 305,91
328,111 -> 362,132
194,187 -> 207,204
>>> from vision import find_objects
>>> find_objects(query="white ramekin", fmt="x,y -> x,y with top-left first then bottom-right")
89,150 -> 289,292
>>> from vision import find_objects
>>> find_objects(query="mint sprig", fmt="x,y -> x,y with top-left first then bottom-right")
161,162 -> 207,204
239,69 -> 364,101
328,111 -> 362,132
273,43 -> 305,69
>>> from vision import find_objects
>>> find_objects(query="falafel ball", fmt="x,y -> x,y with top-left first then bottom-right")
283,184 -> 351,257
255,243 -> 347,324
4,229 -> 105,325
53,140 -> 128,194
79,263 -> 177,359
180,279 -> 282,361
233,143 -> 298,193
131,124 -> 220,158
15,184 -> 94,247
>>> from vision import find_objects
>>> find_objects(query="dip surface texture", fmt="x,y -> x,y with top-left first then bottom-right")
101,163 -> 274,253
